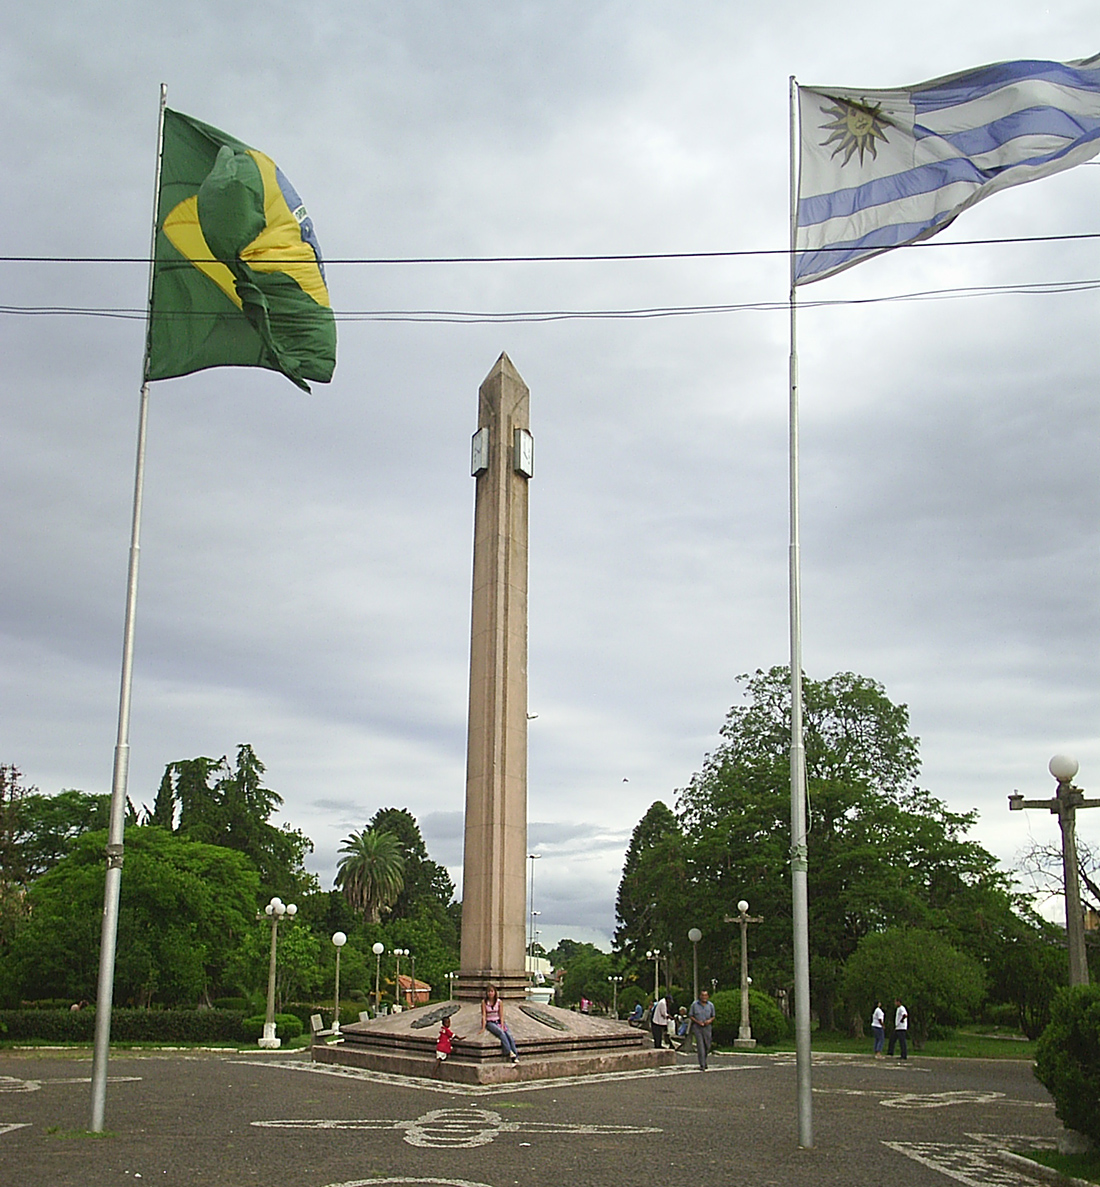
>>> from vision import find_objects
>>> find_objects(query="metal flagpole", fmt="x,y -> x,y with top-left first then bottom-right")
788,74 -> 813,1150
90,82 -> 167,1133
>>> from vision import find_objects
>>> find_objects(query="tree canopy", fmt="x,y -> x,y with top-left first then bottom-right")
335,828 -> 405,924
615,666 -> 1056,1029
146,745 -> 315,899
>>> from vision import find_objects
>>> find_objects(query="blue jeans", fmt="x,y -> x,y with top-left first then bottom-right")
487,1020 -> 517,1058
872,1025 -> 884,1053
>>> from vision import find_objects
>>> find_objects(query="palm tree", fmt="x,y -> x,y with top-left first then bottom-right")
335,828 -> 405,923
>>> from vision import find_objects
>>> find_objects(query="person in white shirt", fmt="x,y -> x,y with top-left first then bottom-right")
871,1002 -> 885,1057
888,998 -> 908,1060
650,994 -> 670,1050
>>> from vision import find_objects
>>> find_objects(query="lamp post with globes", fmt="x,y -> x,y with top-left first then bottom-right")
331,932 -> 347,1033
1009,755 -> 1100,986
608,974 -> 623,1017
646,948 -> 661,999
259,896 -> 297,1048
392,947 -> 409,1009
372,942 -> 385,1014
687,928 -> 702,1004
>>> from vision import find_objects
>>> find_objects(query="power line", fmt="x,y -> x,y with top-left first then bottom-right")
2,276 -> 1098,325
1,230 -> 1099,267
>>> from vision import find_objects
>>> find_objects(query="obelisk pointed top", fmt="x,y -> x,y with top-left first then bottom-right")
483,351 -> 526,388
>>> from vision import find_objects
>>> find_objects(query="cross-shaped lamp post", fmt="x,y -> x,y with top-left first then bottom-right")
646,949 -> 661,999
1009,755 -> 1100,986
725,900 -> 763,1048
331,932 -> 346,1033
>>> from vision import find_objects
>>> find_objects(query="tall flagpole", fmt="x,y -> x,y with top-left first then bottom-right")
90,82 -> 167,1134
788,74 -> 813,1150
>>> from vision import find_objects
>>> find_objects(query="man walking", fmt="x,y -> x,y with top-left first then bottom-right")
689,989 -> 715,1070
888,998 -> 908,1060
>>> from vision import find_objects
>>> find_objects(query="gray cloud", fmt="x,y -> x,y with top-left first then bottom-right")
3,2 -> 1098,948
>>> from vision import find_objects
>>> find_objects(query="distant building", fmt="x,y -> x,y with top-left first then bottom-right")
396,974 -> 430,1007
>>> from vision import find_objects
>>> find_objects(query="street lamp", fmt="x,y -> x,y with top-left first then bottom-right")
372,942 -> 385,1014
725,899 -> 763,1049
410,950 -> 417,1007
447,970 -> 459,1000
1010,755 -> 1100,986
392,947 -> 409,1009
259,896 -> 297,1048
331,932 -> 346,1033
646,949 -> 661,998
608,974 -> 623,1018
687,928 -> 702,1003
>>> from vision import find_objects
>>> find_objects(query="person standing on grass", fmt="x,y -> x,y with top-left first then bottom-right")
871,1001 -> 886,1057
689,989 -> 715,1070
888,998 -> 908,1060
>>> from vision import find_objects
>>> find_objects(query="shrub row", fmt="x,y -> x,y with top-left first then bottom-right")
0,1008 -> 248,1043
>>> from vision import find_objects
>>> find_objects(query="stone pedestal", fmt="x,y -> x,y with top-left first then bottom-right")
316,1000 -> 675,1085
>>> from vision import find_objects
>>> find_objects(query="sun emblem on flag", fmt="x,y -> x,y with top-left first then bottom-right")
818,97 -> 892,166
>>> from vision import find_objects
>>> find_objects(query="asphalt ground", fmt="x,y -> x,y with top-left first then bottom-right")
0,1044 -> 1064,1187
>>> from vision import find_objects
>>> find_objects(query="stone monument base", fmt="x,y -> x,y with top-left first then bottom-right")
312,999 -> 676,1085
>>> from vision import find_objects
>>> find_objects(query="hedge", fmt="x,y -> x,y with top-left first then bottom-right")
0,1008 -> 247,1043
241,1014 -> 303,1041
711,988 -> 790,1047
1034,984 -> 1100,1144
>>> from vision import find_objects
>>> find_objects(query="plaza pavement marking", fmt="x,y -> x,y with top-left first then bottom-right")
884,1139 -> 1054,1186
0,1123 -> 32,1137
253,1105 -> 662,1149
0,1075 -> 141,1093
815,1087 -> 1053,1111
321,1177 -> 493,1187
237,1058 -> 756,1096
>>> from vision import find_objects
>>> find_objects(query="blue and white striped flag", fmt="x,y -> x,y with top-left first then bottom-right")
795,55 -> 1100,285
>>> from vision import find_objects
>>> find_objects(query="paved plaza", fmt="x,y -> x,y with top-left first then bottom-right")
0,1045 -> 1066,1187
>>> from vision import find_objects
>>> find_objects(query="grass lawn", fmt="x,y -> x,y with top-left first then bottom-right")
1022,1149 -> 1100,1184
761,1027 -> 1038,1061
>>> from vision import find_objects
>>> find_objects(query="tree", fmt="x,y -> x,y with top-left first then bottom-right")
368,807 -> 456,916
624,667 -> 1023,1027
147,746 -> 316,899
548,940 -> 615,1008
335,829 -> 405,924
3,827 -> 260,1007
840,927 -> 986,1044
613,802 -> 690,987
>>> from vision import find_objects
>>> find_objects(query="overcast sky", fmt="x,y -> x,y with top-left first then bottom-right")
3,2 -> 1098,952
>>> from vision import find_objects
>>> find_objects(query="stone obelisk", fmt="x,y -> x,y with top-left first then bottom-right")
458,352 -> 532,1001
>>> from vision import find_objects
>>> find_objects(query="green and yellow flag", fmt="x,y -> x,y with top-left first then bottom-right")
147,109 -> 336,392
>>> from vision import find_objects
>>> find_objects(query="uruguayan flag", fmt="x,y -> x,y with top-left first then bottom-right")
795,55 -> 1100,284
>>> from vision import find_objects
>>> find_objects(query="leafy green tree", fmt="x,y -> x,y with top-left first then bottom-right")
368,807 -> 456,915
549,940 -> 615,1008
335,828 -> 405,924
1034,984 -> 1100,1143
148,746 -> 315,899
4,827 -> 260,1006
614,802 -> 691,987
665,667 -> 1012,1026
840,927 -> 986,1044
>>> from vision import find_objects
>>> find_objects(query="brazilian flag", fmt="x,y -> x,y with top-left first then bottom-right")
147,109 -> 336,392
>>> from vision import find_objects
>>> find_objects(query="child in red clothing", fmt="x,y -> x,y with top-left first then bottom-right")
434,1016 -> 463,1075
